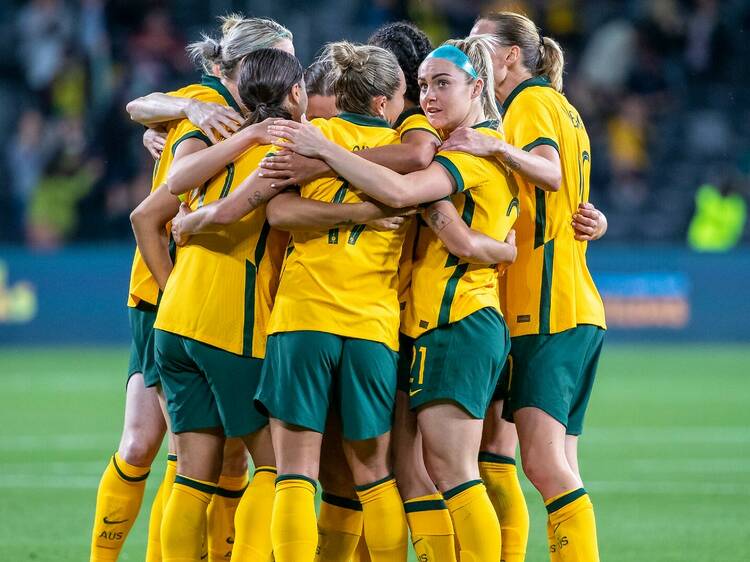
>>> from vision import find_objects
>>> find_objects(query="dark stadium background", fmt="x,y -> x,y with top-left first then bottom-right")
0,1 -> 748,561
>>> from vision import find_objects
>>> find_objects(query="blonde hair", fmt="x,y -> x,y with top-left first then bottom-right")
322,41 -> 401,116
482,11 -> 565,92
444,35 -> 503,123
187,14 -> 293,77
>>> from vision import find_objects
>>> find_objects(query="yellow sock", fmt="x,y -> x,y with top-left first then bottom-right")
444,480 -> 501,562
352,536 -> 371,562
404,493 -> 457,562
271,475 -> 318,562
145,454 -> 177,562
355,476 -> 408,562
231,467 -> 277,562
161,475 -> 216,562
207,473 -> 248,562
546,488 -> 599,562
315,492 -> 363,562
547,519 -> 562,562
90,452 -> 150,561
478,453 -> 529,562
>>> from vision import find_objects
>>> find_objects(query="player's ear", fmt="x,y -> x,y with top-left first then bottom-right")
371,95 -> 388,118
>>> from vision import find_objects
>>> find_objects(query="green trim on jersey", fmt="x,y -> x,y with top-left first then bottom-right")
219,163 -> 235,199
200,74 -> 242,113
438,263 -> 469,326
534,187 -> 546,249
471,119 -> 499,130
446,191 -> 475,267
171,130 -> 212,155
393,106 -> 422,129
500,75 -> 552,115
539,240 -> 555,334
522,136 -> 560,154
337,112 -> 391,128
434,155 -> 464,192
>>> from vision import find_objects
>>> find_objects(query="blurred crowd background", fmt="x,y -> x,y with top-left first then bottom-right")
0,0 -> 747,249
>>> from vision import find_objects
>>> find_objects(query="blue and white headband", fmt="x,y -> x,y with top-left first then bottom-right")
425,45 -> 479,80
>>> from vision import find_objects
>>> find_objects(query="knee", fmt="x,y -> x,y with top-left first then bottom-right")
119,431 -> 161,467
520,448 -> 559,490
221,439 -> 249,476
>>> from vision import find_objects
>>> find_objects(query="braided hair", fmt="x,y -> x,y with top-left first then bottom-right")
368,22 -> 432,106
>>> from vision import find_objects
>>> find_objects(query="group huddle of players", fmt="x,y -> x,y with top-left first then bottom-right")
89,10 -> 608,562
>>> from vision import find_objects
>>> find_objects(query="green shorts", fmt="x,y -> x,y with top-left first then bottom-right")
256,331 -> 398,441
127,302 -> 159,388
501,324 -> 605,436
408,307 -> 510,419
396,333 -> 415,393
155,329 -> 267,438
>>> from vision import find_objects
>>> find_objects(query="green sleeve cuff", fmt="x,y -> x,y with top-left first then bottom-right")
434,154 -> 465,192
171,130 -> 212,156
522,136 -> 559,153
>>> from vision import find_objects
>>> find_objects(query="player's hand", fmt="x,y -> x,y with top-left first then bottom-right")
184,100 -> 242,144
440,127 -> 502,156
143,127 -> 167,160
267,116 -> 330,158
368,216 -> 407,231
573,202 -> 607,241
171,202 -> 192,246
498,229 -> 517,275
259,148 -> 331,188
364,202 -> 417,230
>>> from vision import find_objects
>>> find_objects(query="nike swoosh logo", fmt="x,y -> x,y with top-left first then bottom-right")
103,517 -> 129,525
409,389 -> 423,397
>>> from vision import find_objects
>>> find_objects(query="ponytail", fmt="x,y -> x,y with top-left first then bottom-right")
539,36 -> 564,92
445,35 -> 503,123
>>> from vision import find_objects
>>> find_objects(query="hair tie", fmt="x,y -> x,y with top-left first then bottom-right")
425,44 -> 478,79
538,29 -> 545,50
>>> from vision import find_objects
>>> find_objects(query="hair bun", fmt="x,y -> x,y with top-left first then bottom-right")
331,42 -> 368,72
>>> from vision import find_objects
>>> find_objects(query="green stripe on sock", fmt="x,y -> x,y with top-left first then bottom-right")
322,492 -> 363,511
174,475 -> 217,495
355,474 -> 394,492
275,473 -> 318,490
167,454 -> 177,462
404,499 -> 448,513
112,454 -> 150,483
478,451 -> 516,465
215,485 -> 247,498
546,488 -> 587,514
254,467 -> 277,475
443,479 -> 482,500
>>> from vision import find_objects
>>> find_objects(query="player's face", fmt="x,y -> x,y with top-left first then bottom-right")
418,58 -> 476,131
273,38 -> 295,55
382,67 -> 407,124
306,94 -> 337,120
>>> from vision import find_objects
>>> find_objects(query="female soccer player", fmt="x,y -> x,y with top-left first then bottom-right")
145,48 -> 306,562
90,15 -> 290,562
268,35 -> 518,562
441,12 -> 609,561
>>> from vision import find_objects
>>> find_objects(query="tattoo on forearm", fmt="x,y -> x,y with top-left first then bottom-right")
428,209 -> 452,232
334,218 -> 355,227
504,155 -> 521,170
248,191 -> 264,208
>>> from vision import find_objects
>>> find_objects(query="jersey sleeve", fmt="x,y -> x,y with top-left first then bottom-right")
504,95 -> 560,154
433,150 -> 491,193
397,113 -> 441,143
170,119 -> 212,157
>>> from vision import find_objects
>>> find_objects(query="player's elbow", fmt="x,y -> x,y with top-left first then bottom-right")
544,170 -> 562,192
125,98 -> 145,121
265,201 -> 287,229
410,144 -> 437,171
445,235 -> 476,261
166,170 -> 188,196
129,203 -> 146,230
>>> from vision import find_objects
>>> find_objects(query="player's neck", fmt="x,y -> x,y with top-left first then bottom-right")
495,67 -> 534,107
222,77 -> 245,114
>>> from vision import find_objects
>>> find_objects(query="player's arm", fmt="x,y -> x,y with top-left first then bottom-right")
573,202 -> 608,241
258,127 -> 441,187
265,190 -> 412,232
425,200 -> 517,265
130,184 -> 180,289
441,127 -> 561,191
267,119 -> 454,208
126,93 -> 242,143
168,122 -> 274,196
170,169 -> 285,245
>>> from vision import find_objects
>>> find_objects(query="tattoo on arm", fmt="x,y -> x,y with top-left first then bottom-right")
504,155 -> 521,171
334,218 -> 355,227
428,209 -> 453,232
248,190 -> 264,208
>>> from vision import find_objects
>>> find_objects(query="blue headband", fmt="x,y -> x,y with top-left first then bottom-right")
425,45 -> 479,80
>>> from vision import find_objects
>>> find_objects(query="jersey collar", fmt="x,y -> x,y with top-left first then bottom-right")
337,112 -> 391,128
200,74 -> 242,113
471,119 -> 499,130
392,106 -> 423,129
500,75 -> 552,116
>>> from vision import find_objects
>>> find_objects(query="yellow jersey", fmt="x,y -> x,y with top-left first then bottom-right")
402,122 -> 519,339
392,108 -> 441,318
267,113 -> 405,351
498,76 -> 606,336
127,75 -> 241,307
154,143 -> 283,358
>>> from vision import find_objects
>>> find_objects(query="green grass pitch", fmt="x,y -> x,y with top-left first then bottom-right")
1,344 -> 748,561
